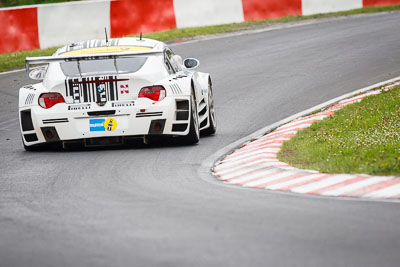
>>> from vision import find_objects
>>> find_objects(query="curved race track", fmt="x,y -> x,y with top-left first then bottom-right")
1,12 -> 400,267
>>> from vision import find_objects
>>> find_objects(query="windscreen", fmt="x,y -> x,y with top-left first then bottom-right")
60,57 -> 148,77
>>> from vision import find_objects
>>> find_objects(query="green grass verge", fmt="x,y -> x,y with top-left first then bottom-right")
1,4 -> 400,73
278,85 -> 400,176
0,47 -> 58,73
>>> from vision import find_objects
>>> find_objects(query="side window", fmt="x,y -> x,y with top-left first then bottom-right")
165,48 -> 181,73
164,50 -> 175,75
166,49 -> 173,60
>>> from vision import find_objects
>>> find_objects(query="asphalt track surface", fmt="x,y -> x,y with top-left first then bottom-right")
1,12 -> 400,267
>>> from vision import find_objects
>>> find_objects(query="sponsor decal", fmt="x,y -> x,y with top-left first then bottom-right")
68,104 -> 91,110
97,84 -> 105,94
120,84 -> 129,94
89,118 -> 117,132
23,85 -> 36,91
112,101 -> 135,107
104,118 -> 117,131
25,93 -> 35,105
90,119 -> 106,132
65,76 -> 119,104
96,83 -> 107,105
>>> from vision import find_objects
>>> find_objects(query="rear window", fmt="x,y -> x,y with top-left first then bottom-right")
60,57 -> 148,77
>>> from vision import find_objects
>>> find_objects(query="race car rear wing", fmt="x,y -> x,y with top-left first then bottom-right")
25,50 -> 164,72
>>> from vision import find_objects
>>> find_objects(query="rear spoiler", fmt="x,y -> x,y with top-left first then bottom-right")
25,50 -> 163,72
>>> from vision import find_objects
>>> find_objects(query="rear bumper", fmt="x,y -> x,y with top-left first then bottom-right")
20,97 -> 191,147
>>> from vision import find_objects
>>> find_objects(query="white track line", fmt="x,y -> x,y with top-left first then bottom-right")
0,69 -> 25,76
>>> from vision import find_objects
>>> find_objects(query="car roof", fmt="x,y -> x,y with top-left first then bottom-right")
55,37 -> 165,56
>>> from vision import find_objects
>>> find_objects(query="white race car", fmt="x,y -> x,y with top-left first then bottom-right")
19,37 -> 216,150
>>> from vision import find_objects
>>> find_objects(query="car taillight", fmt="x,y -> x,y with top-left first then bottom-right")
38,93 -> 65,109
138,86 -> 166,101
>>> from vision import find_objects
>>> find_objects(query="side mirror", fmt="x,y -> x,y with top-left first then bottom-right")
29,67 -> 46,81
183,58 -> 200,69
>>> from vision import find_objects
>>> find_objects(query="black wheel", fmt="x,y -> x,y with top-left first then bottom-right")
181,91 -> 200,145
201,80 -> 217,136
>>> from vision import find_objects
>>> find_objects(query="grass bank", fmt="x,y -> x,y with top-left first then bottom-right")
278,85 -> 400,176
1,4 -> 400,73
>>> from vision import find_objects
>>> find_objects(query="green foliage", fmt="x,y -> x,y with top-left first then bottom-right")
0,47 -> 58,72
278,86 -> 400,176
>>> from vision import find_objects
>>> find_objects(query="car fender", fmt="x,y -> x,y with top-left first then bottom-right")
157,71 -> 195,98
19,83 -> 48,108
197,72 -> 211,95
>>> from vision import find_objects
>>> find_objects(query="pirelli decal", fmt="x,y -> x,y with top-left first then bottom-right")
65,76 -> 119,104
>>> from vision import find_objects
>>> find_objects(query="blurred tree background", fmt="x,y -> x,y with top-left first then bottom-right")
0,0 -> 79,7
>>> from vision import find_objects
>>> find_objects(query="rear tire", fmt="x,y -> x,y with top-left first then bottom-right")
201,80 -> 217,136
181,92 -> 200,145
